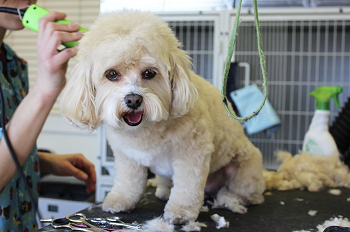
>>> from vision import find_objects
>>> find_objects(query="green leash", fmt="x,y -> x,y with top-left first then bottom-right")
221,0 -> 268,122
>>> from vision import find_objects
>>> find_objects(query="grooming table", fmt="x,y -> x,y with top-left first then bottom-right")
37,186 -> 350,231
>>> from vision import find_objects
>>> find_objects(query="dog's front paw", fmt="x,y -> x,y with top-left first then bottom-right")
163,202 -> 199,224
102,191 -> 135,213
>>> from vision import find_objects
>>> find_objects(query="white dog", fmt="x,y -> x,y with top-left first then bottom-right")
60,10 -> 265,224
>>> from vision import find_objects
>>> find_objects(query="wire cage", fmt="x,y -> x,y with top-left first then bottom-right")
168,20 -> 216,84
233,12 -> 350,169
164,10 -> 350,169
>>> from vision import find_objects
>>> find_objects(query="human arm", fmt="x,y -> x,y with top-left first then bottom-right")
0,11 -> 83,190
39,152 -> 96,193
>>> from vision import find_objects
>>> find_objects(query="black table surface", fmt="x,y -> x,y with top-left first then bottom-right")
38,186 -> 350,232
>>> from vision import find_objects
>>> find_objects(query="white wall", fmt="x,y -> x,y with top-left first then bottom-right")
37,114 -> 98,164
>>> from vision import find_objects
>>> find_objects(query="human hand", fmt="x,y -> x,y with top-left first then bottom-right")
35,11 -> 83,99
39,152 -> 96,193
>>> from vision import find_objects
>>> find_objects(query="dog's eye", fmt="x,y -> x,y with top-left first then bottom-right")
105,69 -> 120,81
142,69 -> 157,80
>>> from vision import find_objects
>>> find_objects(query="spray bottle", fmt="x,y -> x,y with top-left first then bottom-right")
302,86 -> 343,157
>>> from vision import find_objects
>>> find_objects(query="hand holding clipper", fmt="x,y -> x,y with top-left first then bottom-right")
22,4 -> 88,47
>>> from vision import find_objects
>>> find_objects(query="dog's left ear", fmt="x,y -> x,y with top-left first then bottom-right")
169,49 -> 198,117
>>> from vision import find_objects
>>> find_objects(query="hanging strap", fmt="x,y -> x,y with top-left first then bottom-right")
221,0 -> 268,122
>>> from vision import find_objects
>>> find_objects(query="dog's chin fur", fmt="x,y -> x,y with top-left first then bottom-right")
60,9 -> 266,224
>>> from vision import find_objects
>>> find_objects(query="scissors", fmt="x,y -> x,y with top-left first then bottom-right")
41,213 -> 108,232
89,216 -> 142,230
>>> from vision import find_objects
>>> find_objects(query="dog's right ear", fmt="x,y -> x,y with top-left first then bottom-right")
169,48 -> 198,118
60,60 -> 100,131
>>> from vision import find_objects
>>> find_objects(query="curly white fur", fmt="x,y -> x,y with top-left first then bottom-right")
60,10 -> 265,224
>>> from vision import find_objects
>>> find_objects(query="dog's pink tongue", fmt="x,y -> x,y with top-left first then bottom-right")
125,111 -> 143,124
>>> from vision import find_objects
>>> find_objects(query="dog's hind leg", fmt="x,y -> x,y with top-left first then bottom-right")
216,186 -> 248,213
155,175 -> 172,201
216,146 -> 265,213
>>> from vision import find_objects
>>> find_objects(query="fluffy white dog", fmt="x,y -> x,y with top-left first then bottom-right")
60,10 -> 265,224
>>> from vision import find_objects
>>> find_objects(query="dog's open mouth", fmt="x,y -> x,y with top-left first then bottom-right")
123,111 -> 143,126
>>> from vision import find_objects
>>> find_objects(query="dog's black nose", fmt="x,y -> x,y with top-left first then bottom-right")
124,94 -> 143,109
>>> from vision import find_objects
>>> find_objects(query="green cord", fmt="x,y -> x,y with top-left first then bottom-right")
221,0 -> 268,122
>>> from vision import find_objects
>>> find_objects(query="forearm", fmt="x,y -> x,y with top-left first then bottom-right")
38,151 -> 56,174
0,84 -> 60,190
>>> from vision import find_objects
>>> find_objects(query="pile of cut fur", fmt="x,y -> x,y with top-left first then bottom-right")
263,151 -> 350,192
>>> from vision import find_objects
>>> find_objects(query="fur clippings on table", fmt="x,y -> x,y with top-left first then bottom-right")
141,217 -> 174,232
264,151 -> 350,192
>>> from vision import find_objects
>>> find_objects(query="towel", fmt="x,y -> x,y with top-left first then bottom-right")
230,84 -> 281,136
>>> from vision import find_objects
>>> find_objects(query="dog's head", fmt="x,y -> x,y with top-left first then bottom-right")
60,10 -> 198,131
